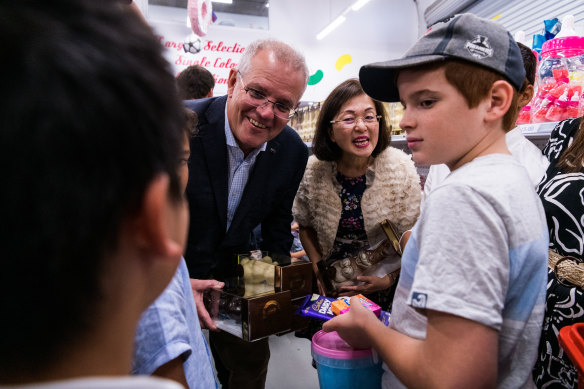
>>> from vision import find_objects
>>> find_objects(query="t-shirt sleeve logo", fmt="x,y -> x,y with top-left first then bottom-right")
411,292 -> 428,309
465,35 -> 494,59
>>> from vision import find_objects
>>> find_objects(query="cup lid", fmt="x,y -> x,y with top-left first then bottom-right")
311,330 -> 372,359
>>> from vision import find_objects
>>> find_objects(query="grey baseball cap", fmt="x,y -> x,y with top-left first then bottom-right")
359,13 -> 526,102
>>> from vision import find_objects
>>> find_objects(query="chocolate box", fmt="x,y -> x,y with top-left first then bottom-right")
203,277 -> 292,342
275,261 -> 313,298
238,251 -> 313,299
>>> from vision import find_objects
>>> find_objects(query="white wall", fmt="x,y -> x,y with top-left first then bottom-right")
147,0 -> 419,102
269,0 -> 418,102
463,0 -> 584,48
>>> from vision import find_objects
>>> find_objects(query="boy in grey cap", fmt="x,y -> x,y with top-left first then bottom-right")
324,13 -> 549,388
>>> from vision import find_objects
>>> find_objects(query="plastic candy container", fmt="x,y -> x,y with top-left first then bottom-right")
312,330 -> 383,389
531,36 -> 584,123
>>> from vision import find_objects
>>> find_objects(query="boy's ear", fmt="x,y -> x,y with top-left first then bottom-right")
484,80 -> 514,123
133,174 -> 185,260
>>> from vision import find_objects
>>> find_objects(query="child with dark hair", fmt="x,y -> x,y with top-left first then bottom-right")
177,65 -> 215,100
0,0 -> 189,387
324,14 -> 548,388
133,108 -> 222,389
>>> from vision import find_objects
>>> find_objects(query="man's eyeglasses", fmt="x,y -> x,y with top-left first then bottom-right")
330,115 -> 382,128
238,71 -> 296,120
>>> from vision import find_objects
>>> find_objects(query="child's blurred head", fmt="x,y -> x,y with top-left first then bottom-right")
181,108 -> 198,193
359,13 -> 525,132
516,42 -> 537,108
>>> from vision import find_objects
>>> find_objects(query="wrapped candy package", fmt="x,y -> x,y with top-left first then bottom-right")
331,294 -> 381,317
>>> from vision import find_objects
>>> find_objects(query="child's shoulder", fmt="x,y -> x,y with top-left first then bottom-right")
437,155 -> 530,199
434,154 -> 541,218
461,153 -> 522,176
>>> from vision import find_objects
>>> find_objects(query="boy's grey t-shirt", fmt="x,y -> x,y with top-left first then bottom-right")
385,154 -> 548,389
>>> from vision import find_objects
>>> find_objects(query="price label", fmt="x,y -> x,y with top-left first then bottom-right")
520,124 -> 537,134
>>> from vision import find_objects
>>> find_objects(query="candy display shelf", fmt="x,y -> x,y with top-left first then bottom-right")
520,121 -> 558,150
518,121 -> 557,137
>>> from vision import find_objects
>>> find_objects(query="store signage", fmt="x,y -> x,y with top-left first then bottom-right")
204,40 -> 245,53
157,34 -> 247,91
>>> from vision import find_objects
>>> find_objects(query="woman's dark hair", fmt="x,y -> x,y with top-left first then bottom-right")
312,78 -> 390,161
558,118 -> 584,174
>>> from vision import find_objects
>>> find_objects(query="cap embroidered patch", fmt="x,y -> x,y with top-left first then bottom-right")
465,35 -> 494,59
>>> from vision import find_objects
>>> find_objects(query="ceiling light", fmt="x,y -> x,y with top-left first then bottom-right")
316,15 -> 346,40
351,0 -> 370,11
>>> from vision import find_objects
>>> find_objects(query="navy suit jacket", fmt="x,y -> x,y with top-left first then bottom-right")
184,96 -> 308,279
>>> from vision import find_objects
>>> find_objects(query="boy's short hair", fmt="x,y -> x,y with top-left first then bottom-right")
517,42 -> 537,88
359,13 -> 525,103
177,65 -> 215,100
0,0 -> 184,378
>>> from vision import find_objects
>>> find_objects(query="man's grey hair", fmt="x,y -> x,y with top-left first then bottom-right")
237,39 -> 309,92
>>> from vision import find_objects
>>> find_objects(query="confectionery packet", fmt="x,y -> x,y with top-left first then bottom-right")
296,293 -> 336,321
331,294 -> 381,317
296,293 -> 387,323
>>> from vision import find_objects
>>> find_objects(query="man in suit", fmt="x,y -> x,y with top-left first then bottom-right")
184,39 -> 309,389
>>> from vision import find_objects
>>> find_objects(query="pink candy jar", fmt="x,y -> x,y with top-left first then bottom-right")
531,36 -> 584,123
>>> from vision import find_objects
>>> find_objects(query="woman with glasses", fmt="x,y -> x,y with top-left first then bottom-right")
293,79 -> 421,312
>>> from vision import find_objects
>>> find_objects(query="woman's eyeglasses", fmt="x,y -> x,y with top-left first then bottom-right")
330,115 -> 381,128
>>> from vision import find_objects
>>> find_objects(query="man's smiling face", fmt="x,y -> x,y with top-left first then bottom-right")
226,49 -> 305,155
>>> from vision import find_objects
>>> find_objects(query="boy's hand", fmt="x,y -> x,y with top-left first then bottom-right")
190,278 -> 224,330
322,296 -> 376,349
338,275 -> 390,295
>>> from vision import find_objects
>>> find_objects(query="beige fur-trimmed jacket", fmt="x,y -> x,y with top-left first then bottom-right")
292,147 -> 421,259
